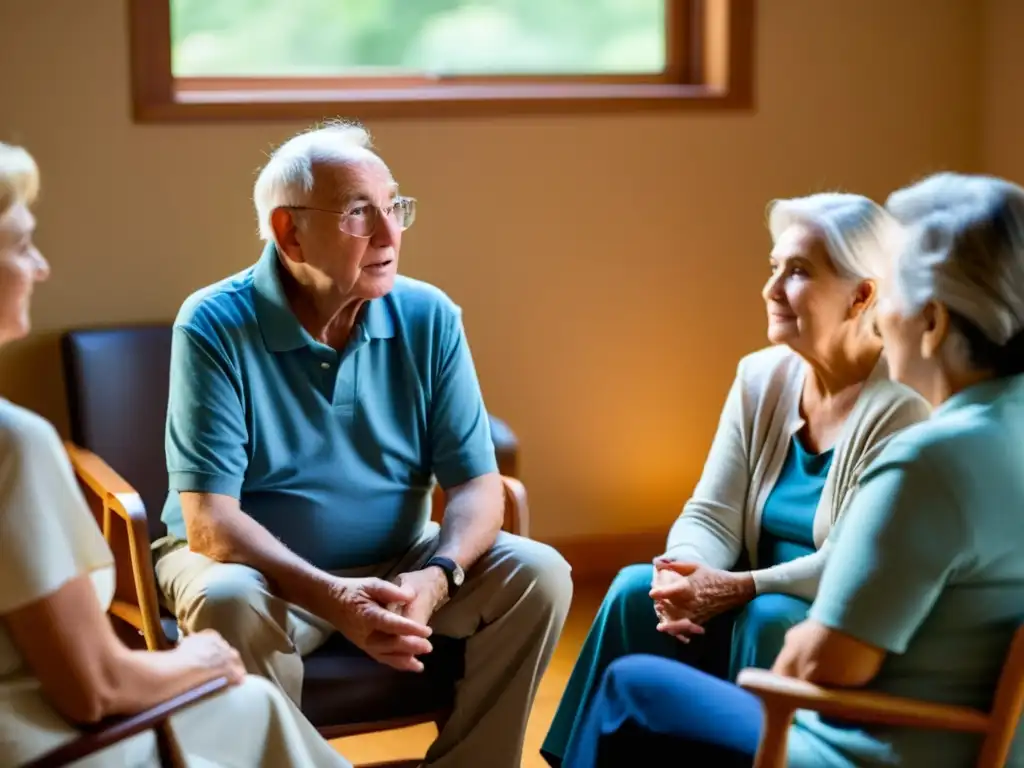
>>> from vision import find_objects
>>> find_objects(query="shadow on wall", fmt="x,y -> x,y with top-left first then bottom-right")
0,332 -> 69,436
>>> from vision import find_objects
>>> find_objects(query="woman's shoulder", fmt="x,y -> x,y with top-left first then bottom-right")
0,400 -> 63,462
880,385 -> 1011,467
734,344 -> 803,395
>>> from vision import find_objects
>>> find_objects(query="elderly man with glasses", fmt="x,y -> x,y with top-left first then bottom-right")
153,121 -> 573,768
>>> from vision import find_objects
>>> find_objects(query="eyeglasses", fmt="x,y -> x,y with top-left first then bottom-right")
286,196 -> 417,238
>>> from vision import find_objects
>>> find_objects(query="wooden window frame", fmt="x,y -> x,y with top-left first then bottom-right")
128,0 -> 755,123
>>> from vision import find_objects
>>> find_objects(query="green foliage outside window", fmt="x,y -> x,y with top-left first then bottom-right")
170,0 -> 667,78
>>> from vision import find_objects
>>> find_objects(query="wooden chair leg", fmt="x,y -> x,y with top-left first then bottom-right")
753,704 -> 797,768
155,721 -> 186,768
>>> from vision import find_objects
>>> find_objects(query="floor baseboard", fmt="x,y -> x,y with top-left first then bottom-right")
543,530 -> 665,584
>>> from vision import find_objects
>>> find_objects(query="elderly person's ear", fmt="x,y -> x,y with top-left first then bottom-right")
270,208 -> 303,262
850,279 -> 877,317
920,300 -> 951,360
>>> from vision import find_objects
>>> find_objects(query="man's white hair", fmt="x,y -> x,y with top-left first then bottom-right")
766,192 -> 896,282
885,172 -> 1024,347
253,120 -> 375,240
0,142 -> 39,219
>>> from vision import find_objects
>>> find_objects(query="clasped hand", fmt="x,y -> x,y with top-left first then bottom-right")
322,568 -> 448,673
649,558 -> 755,642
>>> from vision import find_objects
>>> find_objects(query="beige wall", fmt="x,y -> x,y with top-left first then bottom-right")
0,0 -> 985,542
982,0 -> 1024,182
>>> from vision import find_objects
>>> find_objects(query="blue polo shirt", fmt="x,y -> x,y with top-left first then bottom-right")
160,243 -> 498,570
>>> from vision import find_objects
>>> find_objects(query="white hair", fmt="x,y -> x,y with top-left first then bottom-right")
767,192 -> 896,282
253,120 -> 375,240
885,172 -> 1024,352
0,142 -> 39,219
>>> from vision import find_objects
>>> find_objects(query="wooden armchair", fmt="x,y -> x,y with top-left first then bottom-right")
60,324 -> 528,768
738,625 -> 1024,768
25,677 -> 230,768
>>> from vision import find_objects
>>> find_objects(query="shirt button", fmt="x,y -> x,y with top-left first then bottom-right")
320,362 -> 330,370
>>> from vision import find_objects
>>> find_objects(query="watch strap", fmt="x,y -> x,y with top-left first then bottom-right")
426,556 -> 461,596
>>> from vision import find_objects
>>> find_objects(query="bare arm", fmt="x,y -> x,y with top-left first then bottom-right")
2,574 -> 235,725
180,491 -> 336,614
772,619 -> 886,687
434,472 -> 504,571
421,301 -> 507,572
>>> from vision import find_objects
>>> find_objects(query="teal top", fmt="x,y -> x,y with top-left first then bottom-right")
160,243 -> 498,571
758,436 -> 833,569
790,374 -> 1024,768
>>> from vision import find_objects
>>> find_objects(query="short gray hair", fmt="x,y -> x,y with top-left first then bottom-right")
885,172 -> 1024,345
253,120 -> 374,240
885,172 -> 1024,374
767,193 -> 895,282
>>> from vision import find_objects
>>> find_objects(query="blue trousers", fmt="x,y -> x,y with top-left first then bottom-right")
543,564 -> 808,765
562,654 -> 764,767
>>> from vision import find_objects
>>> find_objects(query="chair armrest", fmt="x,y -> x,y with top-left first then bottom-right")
24,677 -> 231,768
65,442 -> 149,535
64,442 -> 167,651
737,669 -> 989,732
737,668 -> 990,768
501,475 -> 529,538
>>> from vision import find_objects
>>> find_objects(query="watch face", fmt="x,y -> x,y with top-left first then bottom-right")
452,565 -> 465,586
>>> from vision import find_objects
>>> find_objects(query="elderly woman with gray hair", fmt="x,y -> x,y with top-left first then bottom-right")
0,142 -> 351,766
543,193 -> 929,766
559,171 -> 1024,767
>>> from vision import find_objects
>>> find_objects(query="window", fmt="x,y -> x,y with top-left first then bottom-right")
128,0 -> 754,122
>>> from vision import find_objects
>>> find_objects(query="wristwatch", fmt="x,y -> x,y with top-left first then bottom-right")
425,556 -> 465,597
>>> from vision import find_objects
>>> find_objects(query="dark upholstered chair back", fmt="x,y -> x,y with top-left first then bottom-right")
62,325 -> 173,542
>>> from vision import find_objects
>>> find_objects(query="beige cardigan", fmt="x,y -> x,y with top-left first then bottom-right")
664,345 -> 930,601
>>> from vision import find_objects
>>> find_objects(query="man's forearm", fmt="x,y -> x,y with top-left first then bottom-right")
182,492 -> 334,613
434,473 -> 504,570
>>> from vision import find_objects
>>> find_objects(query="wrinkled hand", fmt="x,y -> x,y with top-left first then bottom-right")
650,567 -> 694,634
649,559 -> 755,639
322,576 -> 434,673
391,567 -> 449,628
176,629 -> 246,686
649,562 -> 705,642
652,565 -> 684,591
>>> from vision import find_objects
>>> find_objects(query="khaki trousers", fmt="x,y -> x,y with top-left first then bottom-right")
155,524 -> 573,768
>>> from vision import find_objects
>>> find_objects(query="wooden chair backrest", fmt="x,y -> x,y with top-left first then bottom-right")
975,623 -> 1024,767
430,481 -> 524,536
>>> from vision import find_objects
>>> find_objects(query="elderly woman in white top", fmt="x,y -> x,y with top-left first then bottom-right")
0,142 -> 354,766
542,192 -> 929,766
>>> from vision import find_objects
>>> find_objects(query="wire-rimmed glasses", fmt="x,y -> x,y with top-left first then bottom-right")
286,196 -> 417,238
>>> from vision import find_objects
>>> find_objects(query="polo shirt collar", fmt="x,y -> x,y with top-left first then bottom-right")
253,242 -> 310,352
253,242 -> 395,352
359,294 -> 395,340
933,373 -> 1024,418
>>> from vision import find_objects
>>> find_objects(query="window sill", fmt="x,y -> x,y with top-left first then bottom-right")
132,81 -> 753,123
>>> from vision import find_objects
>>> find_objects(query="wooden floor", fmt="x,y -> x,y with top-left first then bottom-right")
331,584 -> 605,767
